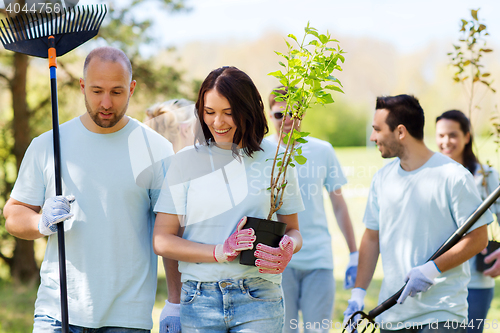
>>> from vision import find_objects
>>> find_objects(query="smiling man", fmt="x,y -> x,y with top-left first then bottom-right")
3,46 -> 174,332
343,94 -> 491,333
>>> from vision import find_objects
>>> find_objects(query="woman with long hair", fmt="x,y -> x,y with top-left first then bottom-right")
436,110 -> 500,333
153,66 -> 304,333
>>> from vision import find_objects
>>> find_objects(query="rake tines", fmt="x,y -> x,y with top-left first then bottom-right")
0,4 -> 107,58
343,311 -> 377,333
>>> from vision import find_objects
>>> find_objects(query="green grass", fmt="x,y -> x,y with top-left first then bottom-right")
0,281 -> 38,333
1,143 -> 500,332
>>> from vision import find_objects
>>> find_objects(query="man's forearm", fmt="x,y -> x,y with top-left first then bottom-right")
4,198 -> 43,240
434,225 -> 488,273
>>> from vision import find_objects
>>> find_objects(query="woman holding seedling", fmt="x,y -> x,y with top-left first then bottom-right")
153,66 -> 304,333
436,110 -> 500,333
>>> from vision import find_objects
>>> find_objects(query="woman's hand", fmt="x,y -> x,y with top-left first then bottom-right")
254,235 -> 296,274
214,216 -> 256,263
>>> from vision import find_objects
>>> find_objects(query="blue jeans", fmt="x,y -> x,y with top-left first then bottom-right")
282,267 -> 335,333
180,277 -> 284,333
467,287 -> 494,333
381,321 -> 466,333
33,315 -> 150,333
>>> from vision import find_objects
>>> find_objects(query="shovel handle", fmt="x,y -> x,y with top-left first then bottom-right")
367,184 -> 500,321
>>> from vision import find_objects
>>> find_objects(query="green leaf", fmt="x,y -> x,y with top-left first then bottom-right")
282,134 -> 289,145
294,155 -> 307,165
471,9 -> 478,21
317,94 -> 335,104
296,138 -> 308,144
325,85 -> 344,93
319,34 -> 329,44
268,70 -> 284,78
288,34 -> 298,43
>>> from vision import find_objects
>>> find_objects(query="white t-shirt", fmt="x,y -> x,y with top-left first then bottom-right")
265,136 -> 347,270
10,117 -> 174,329
363,153 -> 492,327
154,139 -> 304,284
468,163 -> 500,289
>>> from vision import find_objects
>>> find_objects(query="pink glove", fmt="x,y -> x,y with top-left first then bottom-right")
214,216 -> 256,263
254,235 -> 296,274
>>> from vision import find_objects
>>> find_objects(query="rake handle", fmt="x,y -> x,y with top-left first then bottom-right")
368,184 -> 500,320
49,36 -> 69,333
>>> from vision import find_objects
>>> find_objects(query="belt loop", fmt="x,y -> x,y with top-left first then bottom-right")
196,281 -> 201,292
239,279 -> 245,293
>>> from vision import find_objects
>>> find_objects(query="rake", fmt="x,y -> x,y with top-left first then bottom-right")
343,184 -> 500,333
0,5 -> 107,332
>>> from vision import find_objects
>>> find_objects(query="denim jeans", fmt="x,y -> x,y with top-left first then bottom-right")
33,315 -> 150,333
380,321 -> 466,333
467,287 -> 494,333
282,267 -> 335,333
180,277 -> 284,333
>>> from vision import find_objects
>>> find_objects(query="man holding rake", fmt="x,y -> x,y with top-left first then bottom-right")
344,95 -> 491,332
4,46 -> 174,332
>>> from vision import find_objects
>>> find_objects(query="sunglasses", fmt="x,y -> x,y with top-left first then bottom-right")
272,111 -> 293,120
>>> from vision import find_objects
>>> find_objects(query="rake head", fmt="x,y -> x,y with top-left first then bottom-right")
0,4 -> 107,57
343,311 -> 378,333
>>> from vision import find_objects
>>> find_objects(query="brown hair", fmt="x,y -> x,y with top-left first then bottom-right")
436,110 -> 478,174
194,66 -> 268,157
376,94 -> 425,140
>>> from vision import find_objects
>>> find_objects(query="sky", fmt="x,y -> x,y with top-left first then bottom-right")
143,0 -> 500,54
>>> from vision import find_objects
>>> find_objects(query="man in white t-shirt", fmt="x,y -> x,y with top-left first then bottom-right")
343,94 -> 491,332
3,47 -> 174,332
267,87 -> 358,333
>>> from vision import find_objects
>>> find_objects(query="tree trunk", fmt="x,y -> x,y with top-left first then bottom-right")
9,52 -> 39,284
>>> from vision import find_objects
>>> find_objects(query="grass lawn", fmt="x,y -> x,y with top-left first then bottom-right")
1,143 -> 500,332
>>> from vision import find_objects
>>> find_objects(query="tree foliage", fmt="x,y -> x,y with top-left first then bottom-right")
0,0 -> 191,283
267,23 -> 345,219
448,8 -> 495,116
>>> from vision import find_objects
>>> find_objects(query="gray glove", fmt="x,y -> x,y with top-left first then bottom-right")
343,287 -> 365,332
159,300 -> 181,333
38,195 -> 75,236
397,261 -> 441,304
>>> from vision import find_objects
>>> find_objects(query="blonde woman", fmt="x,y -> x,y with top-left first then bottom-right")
145,98 -> 196,333
145,99 -> 196,153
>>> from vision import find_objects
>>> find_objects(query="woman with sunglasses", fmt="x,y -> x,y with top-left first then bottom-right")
435,110 -> 500,333
152,66 -> 304,333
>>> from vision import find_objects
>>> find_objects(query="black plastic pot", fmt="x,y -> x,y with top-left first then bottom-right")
476,240 -> 500,272
239,216 -> 287,266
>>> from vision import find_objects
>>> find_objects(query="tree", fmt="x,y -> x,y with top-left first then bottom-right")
0,0 -> 191,283
448,8 -> 496,184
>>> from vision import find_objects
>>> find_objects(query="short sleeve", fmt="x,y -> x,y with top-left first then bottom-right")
363,175 -> 380,230
276,166 -> 305,215
323,144 -> 348,193
10,137 -> 47,207
451,172 -> 493,232
154,154 -> 187,215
